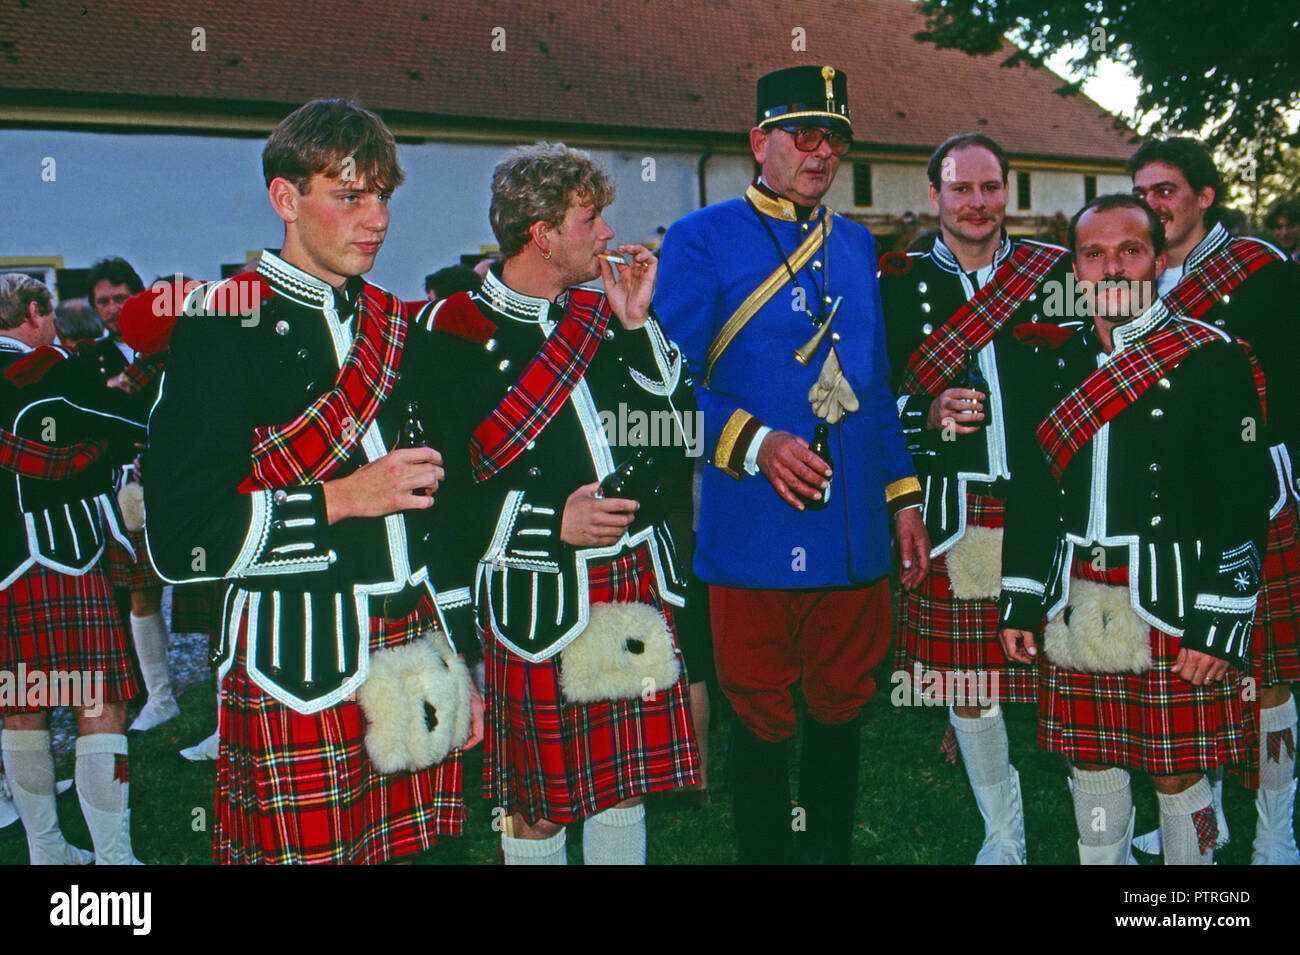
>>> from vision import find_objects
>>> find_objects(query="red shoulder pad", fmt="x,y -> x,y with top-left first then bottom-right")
1013,322 -> 1074,349
4,346 -> 65,388
120,284 -> 183,356
432,292 -> 496,343
399,299 -> 428,321
878,250 -> 913,276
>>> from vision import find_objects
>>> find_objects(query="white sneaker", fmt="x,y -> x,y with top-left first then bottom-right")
129,696 -> 180,732
1251,779 -> 1300,865
179,730 -> 220,762
971,767 -> 1027,864
1077,808 -> 1137,865
0,774 -> 18,829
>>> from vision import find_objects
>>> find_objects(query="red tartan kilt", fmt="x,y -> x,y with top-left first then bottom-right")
1251,500 -> 1300,686
0,562 -> 139,715
215,596 -> 465,865
1038,559 -> 1255,775
104,528 -> 163,591
482,546 -> 702,824
170,580 -> 222,635
895,492 -> 1036,703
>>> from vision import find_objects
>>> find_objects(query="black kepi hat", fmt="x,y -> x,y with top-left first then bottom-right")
756,65 -> 852,134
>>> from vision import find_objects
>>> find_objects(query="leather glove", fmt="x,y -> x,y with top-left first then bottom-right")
808,348 -> 859,423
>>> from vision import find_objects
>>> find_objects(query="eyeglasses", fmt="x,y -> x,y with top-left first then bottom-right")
777,126 -> 852,156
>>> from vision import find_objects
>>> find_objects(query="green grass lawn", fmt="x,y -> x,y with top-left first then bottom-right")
0,664 -> 1279,865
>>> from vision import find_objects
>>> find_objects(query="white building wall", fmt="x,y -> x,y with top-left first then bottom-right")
2,128 -> 723,301
1,127 -> 1130,298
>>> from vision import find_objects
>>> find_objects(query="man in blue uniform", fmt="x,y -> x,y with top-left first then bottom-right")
655,66 -> 929,863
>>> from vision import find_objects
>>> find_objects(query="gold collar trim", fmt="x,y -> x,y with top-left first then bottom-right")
745,183 -> 823,223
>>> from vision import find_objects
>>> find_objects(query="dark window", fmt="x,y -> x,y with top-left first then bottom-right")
1084,175 -> 1097,203
853,162 -> 873,207
1016,171 -> 1031,210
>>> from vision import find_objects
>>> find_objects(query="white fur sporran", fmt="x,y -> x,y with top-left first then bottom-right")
357,634 -> 472,774
117,480 -> 146,532
1043,578 -> 1152,674
946,525 -> 1003,601
559,602 -> 681,703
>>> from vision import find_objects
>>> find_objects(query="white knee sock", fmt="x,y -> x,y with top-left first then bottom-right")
582,803 -> 647,865
1260,695 -> 1298,792
130,612 -> 175,701
75,733 -> 138,865
1157,776 -> 1215,865
3,728 -> 91,864
951,705 -> 1011,788
1071,766 -> 1132,848
502,828 -> 567,865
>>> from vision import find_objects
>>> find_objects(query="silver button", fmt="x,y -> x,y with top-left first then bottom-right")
1149,462 -> 1160,473
275,320 -> 290,336
1157,377 -> 1170,389
604,329 -> 615,341
527,466 -> 541,478
921,302 -> 931,313
801,223 -> 810,232
1222,294 -> 1231,305
823,294 -> 833,306
1057,358 -> 1066,368
831,333 -> 841,343
922,323 -> 933,335
917,282 -> 927,294
520,503 -> 533,513
1150,490 -> 1159,501
1029,293 -> 1038,302
273,489 -> 287,504
327,549 -> 337,565
526,441 -> 536,451
297,348 -> 309,360
498,359 -> 511,372
485,338 -> 498,352
811,260 -> 823,271
1214,319 -> 1226,327
1151,408 -> 1164,418
1150,515 -> 1162,526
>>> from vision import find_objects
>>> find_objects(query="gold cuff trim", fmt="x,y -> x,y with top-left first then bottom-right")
714,409 -> 755,480
884,475 -> 922,503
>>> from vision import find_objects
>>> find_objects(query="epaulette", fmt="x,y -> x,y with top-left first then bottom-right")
1013,322 -> 1075,349
431,292 -> 496,343
3,346 -> 66,387
877,250 -> 913,276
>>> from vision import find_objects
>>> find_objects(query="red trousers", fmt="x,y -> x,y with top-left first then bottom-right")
710,580 -> 893,742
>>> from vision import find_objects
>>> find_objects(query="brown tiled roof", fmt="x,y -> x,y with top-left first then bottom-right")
0,0 -> 1135,162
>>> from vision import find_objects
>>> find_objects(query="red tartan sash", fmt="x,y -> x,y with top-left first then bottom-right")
1036,321 -> 1225,481
0,431 -> 105,480
1160,236 -> 1281,322
470,288 -> 611,483
1035,236 -> 1280,482
238,284 -> 407,491
899,243 -> 1067,396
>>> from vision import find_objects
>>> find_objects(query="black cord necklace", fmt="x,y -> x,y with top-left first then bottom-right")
745,197 -> 831,328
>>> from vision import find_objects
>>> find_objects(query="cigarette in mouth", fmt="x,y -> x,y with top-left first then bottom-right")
599,252 -> 627,266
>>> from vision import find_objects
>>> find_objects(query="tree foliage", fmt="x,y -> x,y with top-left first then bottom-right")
912,0 -> 1298,194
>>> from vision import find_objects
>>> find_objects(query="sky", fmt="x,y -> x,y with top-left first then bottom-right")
1045,48 -> 1145,128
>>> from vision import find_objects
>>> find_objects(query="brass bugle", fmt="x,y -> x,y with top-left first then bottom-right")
794,295 -> 844,366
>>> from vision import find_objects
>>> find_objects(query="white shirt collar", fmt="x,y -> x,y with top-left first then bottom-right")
478,266 -> 565,325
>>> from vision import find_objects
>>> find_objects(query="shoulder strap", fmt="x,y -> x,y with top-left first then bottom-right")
703,211 -> 834,387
